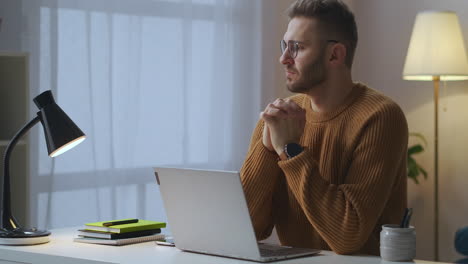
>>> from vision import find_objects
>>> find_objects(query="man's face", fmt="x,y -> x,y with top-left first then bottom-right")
280,17 -> 329,93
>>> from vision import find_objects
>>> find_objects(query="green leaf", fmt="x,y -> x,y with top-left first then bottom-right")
407,157 -> 421,184
408,144 -> 424,156
419,166 -> 428,179
407,157 -> 418,175
407,156 -> 417,168
407,132 -> 428,184
407,173 -> 419,184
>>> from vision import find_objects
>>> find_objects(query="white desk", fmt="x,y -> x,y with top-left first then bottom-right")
0,227 -> 449,264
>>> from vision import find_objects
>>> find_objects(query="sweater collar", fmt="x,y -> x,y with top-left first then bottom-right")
302,82 -> 365,123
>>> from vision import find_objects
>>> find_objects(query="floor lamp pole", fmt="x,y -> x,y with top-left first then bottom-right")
433,76 -> 440,261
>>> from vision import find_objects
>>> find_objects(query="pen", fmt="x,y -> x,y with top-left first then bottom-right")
403,208 -> 413,228
103,218 -> 139,227
400,208 -> 409,228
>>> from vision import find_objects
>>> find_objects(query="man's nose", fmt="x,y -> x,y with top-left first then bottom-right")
279,50 -> 294,65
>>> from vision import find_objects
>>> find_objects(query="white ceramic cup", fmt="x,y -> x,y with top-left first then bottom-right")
380,224 -> 416,262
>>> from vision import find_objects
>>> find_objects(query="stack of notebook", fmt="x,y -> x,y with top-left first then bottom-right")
74,218 -> 166,246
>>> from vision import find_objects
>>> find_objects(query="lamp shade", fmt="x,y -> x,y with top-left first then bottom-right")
403,11 -> 468,81
33,91 -> 86,157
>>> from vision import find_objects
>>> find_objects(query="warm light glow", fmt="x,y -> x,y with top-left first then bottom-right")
49,136 -> 86,157
404,75 -> 468,81
402,11 -> 468,80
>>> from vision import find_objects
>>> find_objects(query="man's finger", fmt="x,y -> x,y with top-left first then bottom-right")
272,99 -> 303,114
260,111 -> 277,124
273,98 -> 286,109
265,104 -> 288,118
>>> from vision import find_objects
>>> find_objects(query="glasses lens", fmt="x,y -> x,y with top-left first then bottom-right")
280,40 -> 298,58
280,40 -> 287,54
290,42 -> 298,58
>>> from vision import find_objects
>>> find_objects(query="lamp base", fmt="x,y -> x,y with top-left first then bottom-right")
0,227 -> 50,245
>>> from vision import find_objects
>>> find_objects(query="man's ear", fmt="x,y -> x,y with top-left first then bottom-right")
329,43 -> 347,66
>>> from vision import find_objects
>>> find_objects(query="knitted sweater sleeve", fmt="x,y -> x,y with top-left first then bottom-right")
240,119 -> 283,240
278,104 -> 408,254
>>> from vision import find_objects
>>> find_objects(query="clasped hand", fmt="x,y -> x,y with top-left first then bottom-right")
260,98 -> 306,155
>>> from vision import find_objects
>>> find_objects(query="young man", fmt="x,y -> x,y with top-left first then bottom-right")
240,0 -> 408,255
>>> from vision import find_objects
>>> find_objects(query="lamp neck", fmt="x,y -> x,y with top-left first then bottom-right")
1,116 -> 41,230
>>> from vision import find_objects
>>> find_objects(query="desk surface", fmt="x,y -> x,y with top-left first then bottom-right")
0,227 -> 449,264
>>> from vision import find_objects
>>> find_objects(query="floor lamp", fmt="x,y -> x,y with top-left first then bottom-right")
403,11 -> 468,261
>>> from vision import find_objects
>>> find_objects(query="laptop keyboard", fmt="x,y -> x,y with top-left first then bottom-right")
258,243 -> 316,257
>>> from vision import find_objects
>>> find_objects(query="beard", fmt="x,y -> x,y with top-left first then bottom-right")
286,52 -> 327,93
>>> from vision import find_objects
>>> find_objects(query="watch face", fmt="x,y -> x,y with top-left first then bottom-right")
286,143 -> 303,158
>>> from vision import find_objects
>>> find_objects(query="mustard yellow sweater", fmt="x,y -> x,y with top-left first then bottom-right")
240,83 -> 408,255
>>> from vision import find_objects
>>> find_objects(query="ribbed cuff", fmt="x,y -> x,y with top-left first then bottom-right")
278,147 -> 316,168
241,140 -> 281,184
253,140 -> 279,164
278,148 -> 323,196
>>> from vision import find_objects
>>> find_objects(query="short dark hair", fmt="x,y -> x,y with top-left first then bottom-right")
287,0 -> 358,68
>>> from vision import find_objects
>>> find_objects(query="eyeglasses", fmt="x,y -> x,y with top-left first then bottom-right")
280,39 -> 339,59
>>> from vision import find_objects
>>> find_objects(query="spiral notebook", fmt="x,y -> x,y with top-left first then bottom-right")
73,233 -> 165,246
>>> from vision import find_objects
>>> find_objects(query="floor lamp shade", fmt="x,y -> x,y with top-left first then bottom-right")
33,91 -> 86,157
403,11 -> 468,80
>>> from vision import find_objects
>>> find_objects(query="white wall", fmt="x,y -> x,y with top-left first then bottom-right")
274,0 -> 468,262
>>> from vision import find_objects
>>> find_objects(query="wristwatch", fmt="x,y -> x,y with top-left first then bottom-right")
279,143 -> 303,160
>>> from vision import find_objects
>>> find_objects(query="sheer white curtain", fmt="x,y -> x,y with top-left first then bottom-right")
19,0 -> 277,230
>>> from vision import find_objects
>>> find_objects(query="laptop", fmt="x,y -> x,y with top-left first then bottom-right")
154,167 -> 320,262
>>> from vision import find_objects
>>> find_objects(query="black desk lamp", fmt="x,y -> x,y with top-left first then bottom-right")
0,90 -> 86,245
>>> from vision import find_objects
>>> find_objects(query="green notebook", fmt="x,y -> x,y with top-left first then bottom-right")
85,219 -> 166,234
